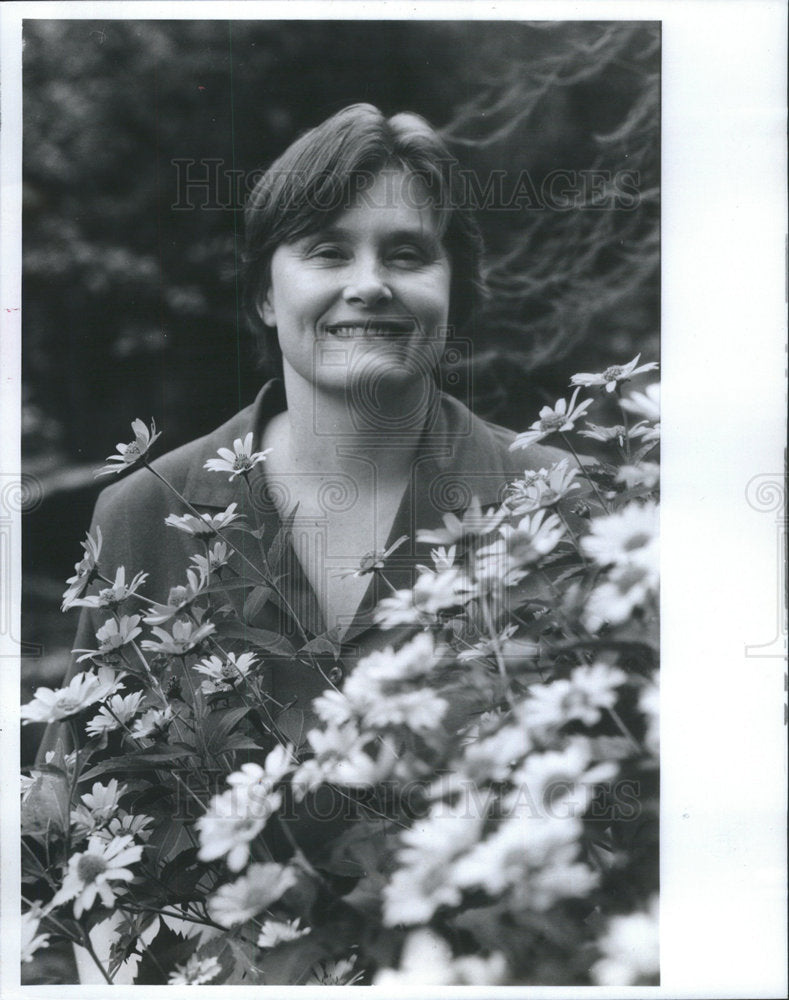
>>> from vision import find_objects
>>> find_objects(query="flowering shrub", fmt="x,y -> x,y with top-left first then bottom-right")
22,360 -> 659,986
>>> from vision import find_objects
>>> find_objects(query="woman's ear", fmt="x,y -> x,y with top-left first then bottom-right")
257,288 -> 276,328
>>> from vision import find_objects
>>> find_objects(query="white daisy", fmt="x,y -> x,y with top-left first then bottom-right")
52,834 -> 142,917
21,666 -> 122,725
571,354 -> 659,394
167,954 -> 222,985
257,916 -> 310,948
207,862 -> 297,927
21,907 -> 51,963
204,431 -> 271,481
85,690 -> 145,737
164,503 -> 242,538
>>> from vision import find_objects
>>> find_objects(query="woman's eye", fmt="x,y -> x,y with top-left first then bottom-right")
308,245 -> 346,261
390,247 -> 427,266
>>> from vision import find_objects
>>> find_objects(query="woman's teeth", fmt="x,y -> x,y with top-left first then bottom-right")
325,322 -> 413,338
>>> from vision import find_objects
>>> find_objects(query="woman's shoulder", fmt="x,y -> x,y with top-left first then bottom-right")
92,400 -> 258,523
437,392 -> 573,475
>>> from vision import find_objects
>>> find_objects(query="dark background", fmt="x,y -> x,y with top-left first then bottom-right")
22,17 -> 659,730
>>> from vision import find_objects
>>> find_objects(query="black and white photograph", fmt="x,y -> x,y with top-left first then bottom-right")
1,1 -> 785,996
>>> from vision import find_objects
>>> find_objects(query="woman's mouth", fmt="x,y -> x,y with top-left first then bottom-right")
323,319 -> 416,339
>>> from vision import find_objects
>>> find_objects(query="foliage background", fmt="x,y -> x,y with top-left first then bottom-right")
22,17 -> 659,751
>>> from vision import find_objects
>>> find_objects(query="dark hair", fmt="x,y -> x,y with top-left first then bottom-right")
242,103 -> 485,375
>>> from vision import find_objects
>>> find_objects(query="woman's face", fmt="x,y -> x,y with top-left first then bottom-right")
260,169 -> 451,398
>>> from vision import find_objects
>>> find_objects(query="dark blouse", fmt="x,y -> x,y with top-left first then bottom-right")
37,380 -> 567,760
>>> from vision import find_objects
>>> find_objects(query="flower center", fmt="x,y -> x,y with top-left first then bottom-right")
540,414 -> 565,431
624,532 -> 652,552
220,662 -> 238,680
603,365 -> 624,380
77,854 -> 108,884
168,585 -> 188,605
233,455 -> 251,471
124,441 -> 142,460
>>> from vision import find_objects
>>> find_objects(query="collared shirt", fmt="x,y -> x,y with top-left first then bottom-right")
51,379 -> 568,740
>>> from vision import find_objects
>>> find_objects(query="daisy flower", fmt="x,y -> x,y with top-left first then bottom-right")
591,896 -> 659,986
85,690 -> 145,738
21,666 -> 122,725
475,509 -> 565,586
141,617 -> 215,656
193,651 -> 258,692
570,354 -> 659,394
95,419 -> 161,477
621,382 -> 660,422
383,795 -> 490,925
616,462 -> 660,490
257,917 -> 310,948
336,534 -> 409,578
168,955 -> 222,986
204,431 -> 272,481
21,907 -> 51,964
639,678 -> 660,756
164,503 -> 242,538
75,614 -> 142,662
97,811 -> 155,844
523,662 -> 627,730
417,497 -> 506,547
52,834 -> 142,917
131,705 -> 175,741
579,422 -> 628,446
207,862 -> 297,927
70,565 -> 148,610
61,527 -> 103,611
374,569 -> 474,627
144,568 -> 207,625
505,459 -> 580,514
189,540 -> 229,577
510,387 -> 593,450
581,502 -> 658,570
197,788 -> 279,871
375,929 -> 507,986
430,544 -> 456,571
584,562 -> 658,631
307,957 -> 363,986
71,779 -> 126,830
197,749 -> 292,872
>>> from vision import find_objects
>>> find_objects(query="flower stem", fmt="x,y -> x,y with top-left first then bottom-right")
143,459 -> 311,649
78,925 -> 115,985
560,433 -> 610,514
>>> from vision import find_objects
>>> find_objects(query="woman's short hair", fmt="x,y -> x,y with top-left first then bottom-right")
243,103 -> 485,375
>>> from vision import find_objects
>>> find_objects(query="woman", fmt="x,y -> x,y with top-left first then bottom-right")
47,103 -> 568,740
33,104 -> 615,986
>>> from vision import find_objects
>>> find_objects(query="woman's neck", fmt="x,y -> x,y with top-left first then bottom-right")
275,362 -> 437,481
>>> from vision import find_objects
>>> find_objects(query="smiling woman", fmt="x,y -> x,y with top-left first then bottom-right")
27,101 -> 660,987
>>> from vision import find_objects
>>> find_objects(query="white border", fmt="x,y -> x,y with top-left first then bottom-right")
2,2 -> 787,998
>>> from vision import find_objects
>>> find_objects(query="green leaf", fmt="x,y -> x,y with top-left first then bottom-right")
79,748 -> 194,782
21,773 -> 70,836
340,872 -> 388,920
222,733 -> 264,752
298,629 -> 342,660
215,620 -> 295,657
274,706 -> 316,749
133,921 -> 194,984
243,584 -> 273,621
267,504 -> 298,573
203,706 -> 251,753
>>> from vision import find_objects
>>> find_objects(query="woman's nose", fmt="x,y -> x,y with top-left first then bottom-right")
341,260 -> 393,308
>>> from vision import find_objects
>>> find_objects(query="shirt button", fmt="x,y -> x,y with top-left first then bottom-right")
327,665 -> 343,685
